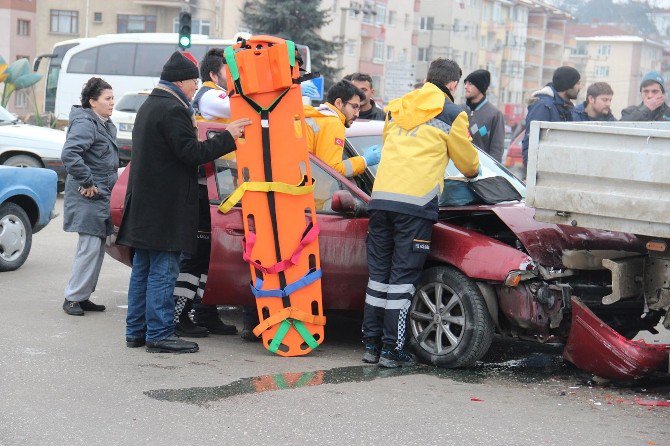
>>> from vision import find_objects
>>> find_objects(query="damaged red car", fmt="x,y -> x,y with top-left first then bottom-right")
107,120 -> 668,378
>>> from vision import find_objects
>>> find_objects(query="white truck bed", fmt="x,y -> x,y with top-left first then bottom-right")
525,121 -> 670,238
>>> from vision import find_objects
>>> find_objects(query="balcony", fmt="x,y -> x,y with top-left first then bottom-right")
525,53 -> 542,66
527,26 -> 544,41
524,80 -> 541,91
543,57 -> 561,69
545,30 -> 564,46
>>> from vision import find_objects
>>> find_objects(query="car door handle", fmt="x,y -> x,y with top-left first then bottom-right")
225,225 -> 245,236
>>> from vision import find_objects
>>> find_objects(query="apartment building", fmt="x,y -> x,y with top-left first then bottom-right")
413,0 -> 483,103
319,0 -> 416,103
1,0 -> 37,113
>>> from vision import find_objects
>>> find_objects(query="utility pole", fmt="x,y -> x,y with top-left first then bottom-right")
337,2 -> 362,73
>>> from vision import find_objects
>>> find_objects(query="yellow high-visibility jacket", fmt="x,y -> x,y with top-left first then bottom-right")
304,103 -> 366,178
193,81 -> 230,124
370,81 -> 480,221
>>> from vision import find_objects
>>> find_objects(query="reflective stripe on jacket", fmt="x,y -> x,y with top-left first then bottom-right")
370,82 -> 480,221
303,103 -> 366,178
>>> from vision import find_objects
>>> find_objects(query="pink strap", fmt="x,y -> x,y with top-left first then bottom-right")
242,223 -> 320,274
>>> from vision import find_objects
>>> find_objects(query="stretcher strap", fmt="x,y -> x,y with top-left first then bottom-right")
243,222 -> 320,274
267,319 -> 321,353
218,177 -> 314,213
250,268 -> 322,298
253,306 -> 326,337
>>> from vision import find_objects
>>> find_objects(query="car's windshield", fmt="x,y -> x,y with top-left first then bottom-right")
0,105 -> 19,124
347,134 -> 526,198
115,94 -> 148,113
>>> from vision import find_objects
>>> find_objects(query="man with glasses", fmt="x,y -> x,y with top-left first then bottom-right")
304,79 -> 381,178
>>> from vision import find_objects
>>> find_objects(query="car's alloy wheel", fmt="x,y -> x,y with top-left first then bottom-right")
0,203 -> 32,271
408,266 -> 494,368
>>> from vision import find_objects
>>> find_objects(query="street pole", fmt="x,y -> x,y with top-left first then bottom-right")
337,7 -> 347,72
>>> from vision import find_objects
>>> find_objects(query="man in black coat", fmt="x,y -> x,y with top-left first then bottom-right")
117,51 -> 250,353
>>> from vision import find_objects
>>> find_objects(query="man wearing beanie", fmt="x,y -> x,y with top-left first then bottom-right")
521,65 -> 581,172
621,71 -> 670,121
118,51 -> 251,354
463,69 -> 505,162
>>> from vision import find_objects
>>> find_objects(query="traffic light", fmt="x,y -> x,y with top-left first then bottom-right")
178,11 -> 192,49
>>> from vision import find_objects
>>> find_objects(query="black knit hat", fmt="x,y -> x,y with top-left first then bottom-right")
464,69 -> 491,95
552,66 -> 581,92
160,51 -> 200,82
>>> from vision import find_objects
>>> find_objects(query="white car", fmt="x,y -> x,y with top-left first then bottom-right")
111,90 -> 150,166
0,105 -> 67,191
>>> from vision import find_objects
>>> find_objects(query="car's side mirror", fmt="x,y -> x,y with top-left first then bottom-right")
331,190 -> 356,214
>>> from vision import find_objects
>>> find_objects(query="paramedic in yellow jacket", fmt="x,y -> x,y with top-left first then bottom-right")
304,80 -> 382,178
362,58 -> 481,368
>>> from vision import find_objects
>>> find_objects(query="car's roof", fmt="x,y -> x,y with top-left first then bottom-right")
120,90 -> 151,97
345,119 -> 384,138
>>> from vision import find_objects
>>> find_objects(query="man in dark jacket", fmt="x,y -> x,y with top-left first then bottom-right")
117,51 -> 250,353
621,71 -> 670,121
521,66 -> 581,169
463,69 -> 505,162
344,73 -> 386,120
572,82 -> 616,122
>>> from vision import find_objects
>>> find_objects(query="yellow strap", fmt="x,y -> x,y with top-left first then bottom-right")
252,306 -> 326,337
218,180 -> 315,213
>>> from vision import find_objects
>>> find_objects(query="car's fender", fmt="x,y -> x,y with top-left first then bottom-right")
0,166 -> 58,231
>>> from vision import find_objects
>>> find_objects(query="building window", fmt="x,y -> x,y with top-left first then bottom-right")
572,43 -> 588,56
404,13 -> 410,30
373,40 -> 384,61
386,46 -> 395,61
94,12 -> 103,23
50,10 -> 79,34
15,91 -> 28,109
172,18 -> 210,36
419,16 -> 434,31
417,47 -> 431,62
362,8 -> 374,24
388,10 -> 397,26
399,48 -> 408,62
17,19 -> 30,36
597,44 -> 611,57
345,39 -> 356,56
594,66 -> 610,77
376,4 -> 386,25
118,14 -> 157,33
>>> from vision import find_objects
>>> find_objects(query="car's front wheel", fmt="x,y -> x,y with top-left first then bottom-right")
408,266 -> 494,368
0,203 -> 32,271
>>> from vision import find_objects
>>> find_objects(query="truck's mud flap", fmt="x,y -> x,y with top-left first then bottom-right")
563,297 -> 669,380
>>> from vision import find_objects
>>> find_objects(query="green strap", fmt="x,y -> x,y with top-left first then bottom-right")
266,319 -> 320,354
268,319 -> 292,353
286,40 -> 296,67
224,46 -> 240,81
293,320 -> 319,350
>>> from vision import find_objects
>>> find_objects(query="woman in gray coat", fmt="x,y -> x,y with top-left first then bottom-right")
61,77 -> 118,316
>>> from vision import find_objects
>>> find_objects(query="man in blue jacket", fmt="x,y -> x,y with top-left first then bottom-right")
572,82 -> 616,122
521,66 -> 581,170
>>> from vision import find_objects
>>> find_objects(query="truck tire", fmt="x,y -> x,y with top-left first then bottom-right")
408,266 -> 494,368
0,202 -> 32,271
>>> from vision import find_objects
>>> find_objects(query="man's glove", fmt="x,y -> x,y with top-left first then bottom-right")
363,144 -> 382,166
301,80 -> 320,98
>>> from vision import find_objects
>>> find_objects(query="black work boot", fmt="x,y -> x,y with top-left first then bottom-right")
175,300 -> 209,338
194,304 -> 237,335
63,299 -> 84,316
379,344 -> 416,368
240,305 -> 260,342
362,338 -> 382,364
146,336 -> 199,353
79,299 -> 106,312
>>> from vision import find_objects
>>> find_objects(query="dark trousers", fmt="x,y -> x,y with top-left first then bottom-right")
173,185 -> 216,321
362,210 -> 433,350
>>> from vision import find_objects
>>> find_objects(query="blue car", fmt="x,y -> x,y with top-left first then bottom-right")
0,166 -> 58,271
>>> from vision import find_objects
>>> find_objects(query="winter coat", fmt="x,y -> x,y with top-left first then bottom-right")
521,84 -> 574,165
116,86 -> 237,255
464,98 -> 506,162
358,99 -> 387,121
370,81 -> 480,221
571,103 -> 617,122
61,106 -> 119,238
304,103 -> 367,177
620,102 -> 670,122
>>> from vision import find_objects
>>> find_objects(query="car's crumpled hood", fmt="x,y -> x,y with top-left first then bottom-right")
489,203 -> 643,268
0,123 -> 66,155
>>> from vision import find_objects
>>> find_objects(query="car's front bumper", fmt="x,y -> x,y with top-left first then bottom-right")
117,138 -> 132,165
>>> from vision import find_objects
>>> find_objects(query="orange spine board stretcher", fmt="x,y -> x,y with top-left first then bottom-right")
223,35 -> 324,356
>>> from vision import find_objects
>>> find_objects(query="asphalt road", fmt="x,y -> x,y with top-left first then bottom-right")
1,197 -> 669,446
